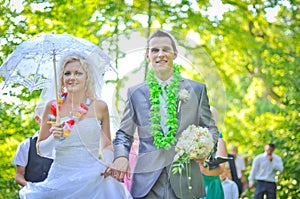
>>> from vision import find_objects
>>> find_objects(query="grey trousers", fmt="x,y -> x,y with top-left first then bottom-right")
135,168 -> 178,199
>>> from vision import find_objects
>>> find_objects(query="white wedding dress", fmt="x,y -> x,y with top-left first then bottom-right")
19,118 -> 132,199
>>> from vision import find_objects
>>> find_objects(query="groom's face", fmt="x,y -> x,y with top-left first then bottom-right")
146,37 -> 177,76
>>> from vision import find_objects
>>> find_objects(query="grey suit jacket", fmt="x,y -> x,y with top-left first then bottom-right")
113,78 -> 218,198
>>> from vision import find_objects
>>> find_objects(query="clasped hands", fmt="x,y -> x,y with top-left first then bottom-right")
101,157 -> 204,182
101,157 -> 130,183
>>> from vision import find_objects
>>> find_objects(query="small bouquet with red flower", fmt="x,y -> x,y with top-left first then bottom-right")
48,92 -> 89,140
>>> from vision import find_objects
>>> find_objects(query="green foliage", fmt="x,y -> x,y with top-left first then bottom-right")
0,0 -> 299,198
0,89 -> 40,198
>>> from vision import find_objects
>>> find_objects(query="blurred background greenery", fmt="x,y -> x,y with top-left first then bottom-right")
0,0 -> 299,198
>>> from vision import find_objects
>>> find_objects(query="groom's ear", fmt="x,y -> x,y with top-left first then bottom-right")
146,51 -> 150,62
173,50 -> 178,60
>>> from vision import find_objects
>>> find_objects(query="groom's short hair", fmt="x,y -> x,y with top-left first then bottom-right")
146,30 -> 177,52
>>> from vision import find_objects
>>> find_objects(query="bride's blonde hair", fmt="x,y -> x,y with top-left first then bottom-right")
39,48 -> 111,103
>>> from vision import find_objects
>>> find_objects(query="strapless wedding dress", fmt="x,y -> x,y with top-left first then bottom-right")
19,118 -> 132,199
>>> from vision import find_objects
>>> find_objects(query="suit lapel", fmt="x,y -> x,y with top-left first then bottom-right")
144,83 -> 151,108
176,78 -> 187,130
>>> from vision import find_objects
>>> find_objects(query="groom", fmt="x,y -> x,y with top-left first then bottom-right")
111,30 -> 218,199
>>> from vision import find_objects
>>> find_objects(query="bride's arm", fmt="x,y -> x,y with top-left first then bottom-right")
37,101 -> 56,157
38,102 -> 53,141
96,100 -> 114,163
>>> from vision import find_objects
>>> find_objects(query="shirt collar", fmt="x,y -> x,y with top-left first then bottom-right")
222,177 -> 230,184
32,131 -> 39,138
156,76 -> 173,86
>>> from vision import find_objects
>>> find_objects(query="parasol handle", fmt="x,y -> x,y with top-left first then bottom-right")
52,52 -> 60,124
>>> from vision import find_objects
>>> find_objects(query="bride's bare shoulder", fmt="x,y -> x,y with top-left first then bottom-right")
93,99 -> 108,112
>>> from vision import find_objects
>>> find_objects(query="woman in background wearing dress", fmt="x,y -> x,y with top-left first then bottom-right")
200,106 -> 228,199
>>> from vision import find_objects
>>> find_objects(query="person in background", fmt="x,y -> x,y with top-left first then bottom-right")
124,133 -> 139,190
199,106 -> 228,199
12,104 -> 53,187
220,163 -> 239,199
227,153 -> 239,186
231,145 -> 246,196
248,143 -> 283,199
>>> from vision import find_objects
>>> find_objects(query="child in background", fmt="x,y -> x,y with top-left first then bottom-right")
220,163 -> 239,199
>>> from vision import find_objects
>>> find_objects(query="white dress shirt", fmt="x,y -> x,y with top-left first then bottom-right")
234,155 -> 246,179
248,152 -> 284,186
222,178 -> 239,199
156,77 -> 172,134
12,138 -> 30,167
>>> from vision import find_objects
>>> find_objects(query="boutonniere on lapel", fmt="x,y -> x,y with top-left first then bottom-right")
177,89 -> 189,112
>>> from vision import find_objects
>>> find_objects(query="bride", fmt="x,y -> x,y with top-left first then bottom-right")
19,49 -> 132,199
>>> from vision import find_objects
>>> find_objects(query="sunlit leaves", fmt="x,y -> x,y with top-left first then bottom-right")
0,0 -> 299,198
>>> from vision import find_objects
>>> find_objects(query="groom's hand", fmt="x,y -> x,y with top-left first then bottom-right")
194,157 -> 205,164
110,157 -> 130,182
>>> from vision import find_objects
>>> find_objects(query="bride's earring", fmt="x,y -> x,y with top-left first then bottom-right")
85,91 -> 91,106
61,86 -> 66,94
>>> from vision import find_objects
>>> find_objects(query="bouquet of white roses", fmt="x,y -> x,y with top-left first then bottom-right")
172,125 -> 214,175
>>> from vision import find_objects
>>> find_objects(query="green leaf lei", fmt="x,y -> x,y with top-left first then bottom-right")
146,64 -> 181,150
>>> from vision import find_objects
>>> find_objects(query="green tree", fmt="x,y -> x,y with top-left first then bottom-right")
0,0 -> 299,198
